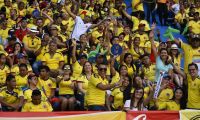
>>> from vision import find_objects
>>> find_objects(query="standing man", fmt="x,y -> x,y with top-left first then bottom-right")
180,63 -> 200,109
157,0 -> 168,26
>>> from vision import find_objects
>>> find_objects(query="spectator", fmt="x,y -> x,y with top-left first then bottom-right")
57,64 -> 76,111
21,89 -> 53,112
0,74 -> 24,111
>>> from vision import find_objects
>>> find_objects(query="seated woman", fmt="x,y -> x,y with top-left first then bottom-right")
123,86 -> 154,111
57,64 -> 76,111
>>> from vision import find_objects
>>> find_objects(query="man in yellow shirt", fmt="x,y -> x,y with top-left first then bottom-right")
0,74 -> 24,111
22,89 -> 53,112
42,40 -> 64,70
175,37 -> 200,74
86,64 -> 122,111
180,63 -> 200,109
188,12 -> 200,34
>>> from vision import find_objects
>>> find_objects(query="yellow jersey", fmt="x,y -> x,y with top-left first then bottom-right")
181,42 -> 200,74
15,75 -> 28,88
0,87 -> 24,104
188,20 -> 200,34
111,88 -> 124,109
143,64 -> 156,82
0,65 -> 10,85
157,100 -> 180,110
11,64 -> 32,75
21,101 -> 53,112
187,75 -> 200,109
38,77 -> 56,98
23,88 -> 48,102
59,78 -> 75,95
158,88 -> 173,102
41,52 -> 64,70
86,74 -> 108,106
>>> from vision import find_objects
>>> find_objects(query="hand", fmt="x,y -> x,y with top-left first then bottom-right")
72,39 -> 76,46
167,56 -> 172,64
10,103 -> 20,110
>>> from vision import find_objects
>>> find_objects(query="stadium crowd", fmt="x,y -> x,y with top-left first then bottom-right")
0,0 -> 199,112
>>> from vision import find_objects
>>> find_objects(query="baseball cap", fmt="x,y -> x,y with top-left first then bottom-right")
171,44 -> 178,50
29,26 -> 39,33
163,73 -> 171,79
79,53 -> 87,59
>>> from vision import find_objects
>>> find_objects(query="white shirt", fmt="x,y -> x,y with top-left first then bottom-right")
71,16 -> 92,41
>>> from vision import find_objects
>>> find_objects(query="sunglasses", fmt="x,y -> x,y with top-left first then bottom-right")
99,68 -> 107,71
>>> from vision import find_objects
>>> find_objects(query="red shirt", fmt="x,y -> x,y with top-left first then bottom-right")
15,28 -> 29,42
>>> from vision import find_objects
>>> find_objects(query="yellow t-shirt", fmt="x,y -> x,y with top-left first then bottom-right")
24,88 -> 47,102
158,88 -> 173,102
86,74 -> 108,106
157,100 -> 180,110
0,27 -> 10,41
187,75 -> 200,109
111,72 -> 120,84
15,75 -> 28,88
36,45 -> 49,61
0,87 -> 24,104
173,54 -> 182,68
11,64 -> 32,75
111,88 -> 124,109
131,16 -> 140,31
143,64 -> 156,82
59,78 -> 74,95
21,101 -> 53,112
72,61 -> 83,79
124,63 -> 136,78
42,52 -> 64,70
175,12 -> 188,24
181,43 -> 200,74
188,20 -> 200,34
0,65 -> 10,85
129,46 -> 145,60
76,74 -> 89,91
38,77 -> 56,98
22,35 -> 41,51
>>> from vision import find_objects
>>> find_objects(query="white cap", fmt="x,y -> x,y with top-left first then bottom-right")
29,26 -> 39,33
171,44 -> 178,50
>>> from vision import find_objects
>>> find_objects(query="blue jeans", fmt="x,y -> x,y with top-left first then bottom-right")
88,105 -> 106,111
32,61 -> 42,75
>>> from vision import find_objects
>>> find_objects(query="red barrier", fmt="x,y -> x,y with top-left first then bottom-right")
126,111 -> 179,120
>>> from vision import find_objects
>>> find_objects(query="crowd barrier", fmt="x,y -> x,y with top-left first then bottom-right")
0,110 -> 199,120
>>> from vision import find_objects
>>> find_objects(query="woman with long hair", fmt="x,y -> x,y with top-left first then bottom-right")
124,86 -> 154,111
120,52 -> 136,78
76,61 -> 93,110
10,42 -> 27,65
169,44 -> 183,87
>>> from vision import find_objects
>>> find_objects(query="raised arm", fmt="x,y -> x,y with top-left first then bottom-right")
71,39 -> 77,63
149,27 -> 158,59
65,2 -> 77,19
89,18 -> 110,29
121,8 -> 132,20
